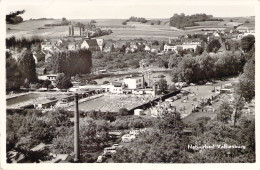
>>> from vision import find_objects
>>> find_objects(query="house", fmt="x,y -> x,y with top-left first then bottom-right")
68,42 -> 77,51
33,51 -> 45,64
103,41 -> 114,52
213,32 -> 220,37
164,44 -> 176,52
46,74 -> 58,85
169,36 -> 180,44
37,100 -> 58,109
101,82 -> 123,94
57,39 -> 63,46
36,68 -> 47,75
123,75 -> 144,89
41,41 -> 53,51
44,51 -> 53,62
81,39 -> 100,51
139,59 -> 149,68
236,25 -> 255,33
144,45 -> 151,52
96,39 -> 104,51
122,134 -> 136,143
222,27 -> 235,34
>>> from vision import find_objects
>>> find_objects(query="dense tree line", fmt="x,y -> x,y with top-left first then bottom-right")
169,13 -> 223,29
52,49 -> 92,76
6,36 -> 42,50
171,51 -> 246,83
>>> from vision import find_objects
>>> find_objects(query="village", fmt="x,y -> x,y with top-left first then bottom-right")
5,8 -> 256,164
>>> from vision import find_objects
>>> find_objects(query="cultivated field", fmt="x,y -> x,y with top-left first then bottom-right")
6,17 -> 255,40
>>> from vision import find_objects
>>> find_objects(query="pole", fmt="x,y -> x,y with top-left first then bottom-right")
74,93 -> 80,162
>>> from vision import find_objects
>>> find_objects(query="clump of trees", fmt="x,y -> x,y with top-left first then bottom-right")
122,16 -> 148,25
169,13 -> 223,29
54,73 -> 73,90
128,16 -> 148,23
112,112 -> 189,163
6,36 -> 42,50
171,51 -> 246,83
6,109 -> 71,163
236,55 -> 255,102
241,35 -> 255,53
44,17 -> 71,26
6,10 -> 25,24
6,52 -> 23,91
52,49 -> 92,76
18,51 -> 38,84
207,39 -> 221,53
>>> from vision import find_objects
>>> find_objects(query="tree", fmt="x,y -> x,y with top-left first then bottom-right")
207,39 -> 221,53
241,35 -> 255,52
121,45 -> 126,53
55,73 -> 73,90
42,80 -> 51,89
6,52 -> 23,91
103,81 -> 109,84
232,95 -> 245,127
152,40 -> 159,45
195,46 -> 204,55
236,57 -> 255,102
157,78 -> 168,93
62,17 -> 67,22
90,19 -> 96,24
6,10 -> 25,24
18,50 -> 38,84
217,102 -> 233,124
53,49 -> 92,76
118,108 -> 129,116
169,84 -> 177,92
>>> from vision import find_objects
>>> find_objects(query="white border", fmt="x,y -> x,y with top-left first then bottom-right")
0,0 -> 259,170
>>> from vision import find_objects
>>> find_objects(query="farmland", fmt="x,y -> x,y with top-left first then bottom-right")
6,16 -> 254,40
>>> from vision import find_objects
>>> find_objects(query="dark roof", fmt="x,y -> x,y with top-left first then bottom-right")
86,39 -> 98,46
112,82 -> 122,87
34,51 -> 45,61
36,68 -> 46,75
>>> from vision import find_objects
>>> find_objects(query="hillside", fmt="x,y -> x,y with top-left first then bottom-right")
6,17 -> 255,40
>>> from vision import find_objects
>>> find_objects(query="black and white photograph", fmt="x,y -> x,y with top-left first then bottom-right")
0,0 -> 258,169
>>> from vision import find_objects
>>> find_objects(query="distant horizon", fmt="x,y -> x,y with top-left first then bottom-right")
5,0 -> 255,20
23,15 -> 255,21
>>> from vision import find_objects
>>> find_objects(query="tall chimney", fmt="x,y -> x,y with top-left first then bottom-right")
80,27 -> 82,36
74,93 -> 80,162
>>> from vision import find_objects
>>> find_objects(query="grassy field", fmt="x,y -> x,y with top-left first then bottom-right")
6,17 -> 255,40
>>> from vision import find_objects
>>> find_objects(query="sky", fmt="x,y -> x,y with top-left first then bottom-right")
5,0 -> 256,20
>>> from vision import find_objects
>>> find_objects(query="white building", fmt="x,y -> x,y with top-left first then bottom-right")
123,76 -> 144,89
122,134 -> 136,143
101,82 -> 123,94
134,109 -> 144,116
41,42 -> 53,51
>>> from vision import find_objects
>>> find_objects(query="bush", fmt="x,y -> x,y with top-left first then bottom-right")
103,81 -> 109,84
118,108 -> 129,116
